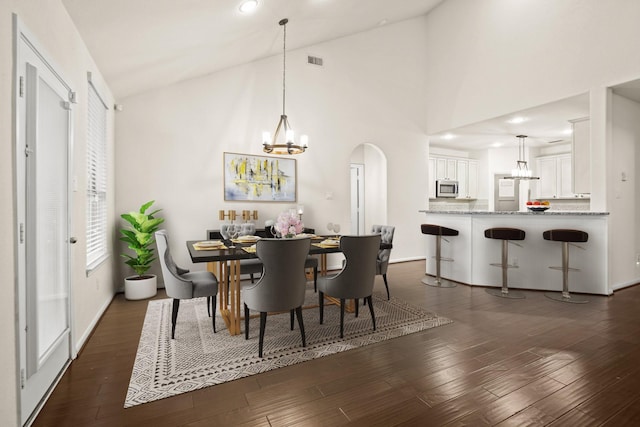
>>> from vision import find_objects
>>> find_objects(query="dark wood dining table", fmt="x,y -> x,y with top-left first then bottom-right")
187,236 -> 347,335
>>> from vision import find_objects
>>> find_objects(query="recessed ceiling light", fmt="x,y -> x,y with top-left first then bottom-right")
507,116 -> 527,124
442,133 -> 455,140
562,128 -> 573,135
492,142 -> 503,148
239,0 -> 258,14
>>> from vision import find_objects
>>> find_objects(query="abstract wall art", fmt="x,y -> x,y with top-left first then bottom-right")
223,152 -> 297,202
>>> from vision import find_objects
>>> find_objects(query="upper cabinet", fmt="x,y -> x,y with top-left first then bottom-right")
571,117 -> 590,194
536,153 -> 572,199
429,155 -> 477,199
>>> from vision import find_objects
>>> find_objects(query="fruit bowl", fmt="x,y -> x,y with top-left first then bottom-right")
527,206 -> 550,212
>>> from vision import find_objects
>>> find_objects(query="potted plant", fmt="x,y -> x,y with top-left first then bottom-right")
120,200 -> 164,300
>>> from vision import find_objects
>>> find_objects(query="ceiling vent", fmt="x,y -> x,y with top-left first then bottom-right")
307,55 -> 323,66
547,139 -> 565,144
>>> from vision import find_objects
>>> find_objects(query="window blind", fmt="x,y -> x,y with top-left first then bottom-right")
86,80 -> 108,271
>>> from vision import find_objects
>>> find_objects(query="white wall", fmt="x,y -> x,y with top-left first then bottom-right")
609,93 -> 640,289
115,17 -> 430,278
1,1 -> 116,423
424,0 -> 640,134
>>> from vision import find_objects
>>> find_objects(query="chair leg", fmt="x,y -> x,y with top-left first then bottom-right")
207,296 -> 211,317
313,267 -> 318,292
290,309 -> 295,330
211,296 -> 216,333
250,273 -> 255,283
340,298 -> 345,338
383,274 -> 390,300
319,291 -> 324,324
244,304 -> 250,340
355,299 -> 359,317
171,299 -> 180,339
258,312 -> 267,358
366,295 -> 376,331
295,306 -> 306,347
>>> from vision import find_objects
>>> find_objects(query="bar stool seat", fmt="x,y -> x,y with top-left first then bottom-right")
543,229 -> 589,304
484,227 -> 526,299
420,224 -> 459,288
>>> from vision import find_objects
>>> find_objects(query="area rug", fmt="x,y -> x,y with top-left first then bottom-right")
125,289 -> 452,407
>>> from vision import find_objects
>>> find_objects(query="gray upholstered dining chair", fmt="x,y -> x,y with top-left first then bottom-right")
243,237 -> 311,358
242,222 -> 318,289
156,230 -> 219,339
371,225 -> 395,299
317,234 -> 382,338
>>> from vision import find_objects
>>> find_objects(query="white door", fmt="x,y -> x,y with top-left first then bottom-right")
16,22 -> 73,425
350,164 -> 365,235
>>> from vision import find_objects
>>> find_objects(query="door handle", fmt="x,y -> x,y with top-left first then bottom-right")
70,237 -> 77,244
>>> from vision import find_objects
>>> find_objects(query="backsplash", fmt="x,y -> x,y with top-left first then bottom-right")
428,199 -> 489,212
428,198 -> 589,212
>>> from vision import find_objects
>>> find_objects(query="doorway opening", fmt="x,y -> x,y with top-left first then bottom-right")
349,143 -> 388,234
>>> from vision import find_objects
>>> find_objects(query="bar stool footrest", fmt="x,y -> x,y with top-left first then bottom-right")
431,256 -> 454,262
548,266 -> 580,272
489,263 -> 519,269
545,292 -> 588,304
486,288 -> 526,299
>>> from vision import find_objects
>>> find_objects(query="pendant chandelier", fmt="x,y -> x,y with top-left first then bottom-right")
508,135 -> 539,180
262,18 -> 308,155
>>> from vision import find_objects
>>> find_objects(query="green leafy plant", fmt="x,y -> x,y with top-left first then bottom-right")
120,200 -> 164,278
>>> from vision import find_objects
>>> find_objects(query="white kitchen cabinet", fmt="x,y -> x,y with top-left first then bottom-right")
435,158 -> 456,180
536,154 -> 573,199
468,160 -> 478,198
456,159 -> 478,198
428,157 -> 436,199
457,159 -> 468,198
571,117 -> 590,194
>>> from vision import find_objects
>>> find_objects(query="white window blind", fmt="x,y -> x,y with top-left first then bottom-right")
86,79 -> 108,271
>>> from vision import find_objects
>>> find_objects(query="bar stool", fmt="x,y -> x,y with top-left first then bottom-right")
543,229 -> 589,304
484,227 -> 526,299
420,224 -> 459,288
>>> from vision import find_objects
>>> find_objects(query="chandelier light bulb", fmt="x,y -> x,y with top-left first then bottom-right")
262,131 -> 271,144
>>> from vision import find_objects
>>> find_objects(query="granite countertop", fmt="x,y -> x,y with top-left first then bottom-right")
418,210 -> 609,216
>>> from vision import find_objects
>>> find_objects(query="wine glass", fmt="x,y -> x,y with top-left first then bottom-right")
220,223 -> 230,240
333,224 -> 340,238
227,224 -> 239,248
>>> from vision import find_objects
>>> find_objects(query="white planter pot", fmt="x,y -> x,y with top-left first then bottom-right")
124,274 -> 157,300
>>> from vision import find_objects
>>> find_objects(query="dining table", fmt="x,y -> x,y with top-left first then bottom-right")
187,235 -> 350,335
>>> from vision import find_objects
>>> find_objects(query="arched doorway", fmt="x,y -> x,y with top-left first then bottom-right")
349,143 -> 388,234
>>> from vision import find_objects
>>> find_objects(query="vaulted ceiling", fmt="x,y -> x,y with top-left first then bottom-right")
62,0 -> 443,99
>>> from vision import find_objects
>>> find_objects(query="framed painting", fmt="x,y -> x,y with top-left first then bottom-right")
223,152 -> 297,202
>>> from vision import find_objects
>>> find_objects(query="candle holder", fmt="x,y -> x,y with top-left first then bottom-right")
219,210 -> 237,222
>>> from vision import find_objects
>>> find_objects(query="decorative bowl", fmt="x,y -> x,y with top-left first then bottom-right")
527,206 -> 549,212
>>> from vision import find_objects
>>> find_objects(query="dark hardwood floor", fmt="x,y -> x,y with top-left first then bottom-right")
33,261 -> 640,426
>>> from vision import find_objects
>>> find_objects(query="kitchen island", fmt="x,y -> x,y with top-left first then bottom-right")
418,210 -> 610,295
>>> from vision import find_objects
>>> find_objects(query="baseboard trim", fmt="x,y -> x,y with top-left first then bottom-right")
74,293 -> 115,355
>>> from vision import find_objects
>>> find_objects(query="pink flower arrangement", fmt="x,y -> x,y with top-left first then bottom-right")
274,210 -> 304,237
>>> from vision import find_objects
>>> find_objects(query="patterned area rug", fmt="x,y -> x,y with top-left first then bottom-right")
125,289 -> 452,407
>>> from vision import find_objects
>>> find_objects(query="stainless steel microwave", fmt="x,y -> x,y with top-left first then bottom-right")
436,180 -> 459,198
